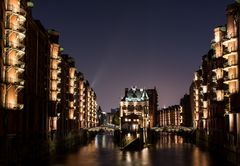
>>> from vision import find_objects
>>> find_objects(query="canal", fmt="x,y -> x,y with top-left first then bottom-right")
47,133 -> 234,166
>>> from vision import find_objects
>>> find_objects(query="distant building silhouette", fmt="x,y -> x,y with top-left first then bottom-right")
159,105 -> 181,127
180,94 -> 192,127
146,88 -> 159,127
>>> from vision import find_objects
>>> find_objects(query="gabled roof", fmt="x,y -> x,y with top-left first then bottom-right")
123,87 -> 149,102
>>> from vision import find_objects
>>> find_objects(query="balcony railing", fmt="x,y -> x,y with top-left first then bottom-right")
229,74 -> 237,80
5,77 -> 24,86
6,5 -> 26,17
223,50 -> 237,59
6,31 -> 26,41
223,34 -> 232,41
50,77 -> 58,81
228,60 -> 237,67
6,41 -> 25,51
222,35 -> 229,41
57,66 -> 61,71
50,66 -> 57,70
222,35 -> 237,44
51,58 -> 61,65
50,55 -> 59,59
6,49 -> 25,59
5,23 -> 26,34
5,59 -> 25,69
14,66 -> 25,73
224,74 -> 238,82
4,103 -> 24,110
17,79 -> 24,86
57,78 -> 61,83
50,88 -> 57,92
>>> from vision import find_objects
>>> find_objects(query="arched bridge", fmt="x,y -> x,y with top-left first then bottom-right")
88,124 -> 119,132
152,126 -> 194,133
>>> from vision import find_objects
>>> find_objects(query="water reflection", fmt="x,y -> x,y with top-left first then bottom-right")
155,132 -> 183,149
48,133 -> 233,166
118,149 -> 150,166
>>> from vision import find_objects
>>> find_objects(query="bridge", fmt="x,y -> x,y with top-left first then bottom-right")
88,124 -> 119,132
88,125 -> 193,133
151,126 -> 194,133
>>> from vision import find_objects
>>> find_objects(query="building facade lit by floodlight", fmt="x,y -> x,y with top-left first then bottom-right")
188,2 -> 240,160
159,105 -> 181,127
1,0 -> 27,111
120,87 -> 150,131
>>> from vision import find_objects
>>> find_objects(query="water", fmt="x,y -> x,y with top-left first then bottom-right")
48,133 -> 234,166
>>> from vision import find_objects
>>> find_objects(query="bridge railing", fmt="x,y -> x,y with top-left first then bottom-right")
152,126 -> 194,132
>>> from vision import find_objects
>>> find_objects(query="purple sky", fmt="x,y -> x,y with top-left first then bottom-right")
33,0 -> 231,112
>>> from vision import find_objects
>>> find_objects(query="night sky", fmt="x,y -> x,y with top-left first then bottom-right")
33,0 -> 231,112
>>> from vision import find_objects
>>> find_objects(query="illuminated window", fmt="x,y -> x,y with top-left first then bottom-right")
202,85 -> 207,93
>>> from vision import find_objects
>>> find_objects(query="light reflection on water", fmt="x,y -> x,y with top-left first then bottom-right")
48,133 -> 233,166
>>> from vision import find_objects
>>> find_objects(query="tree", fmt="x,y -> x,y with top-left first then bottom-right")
112,110 -> 120,126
